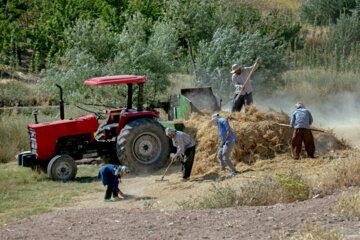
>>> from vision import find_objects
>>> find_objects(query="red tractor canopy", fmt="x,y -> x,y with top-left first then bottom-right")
84,75 -> 145,111
84,75 -> 146,85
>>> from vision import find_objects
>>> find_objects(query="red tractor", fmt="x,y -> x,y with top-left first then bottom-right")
17,75 -> 171,181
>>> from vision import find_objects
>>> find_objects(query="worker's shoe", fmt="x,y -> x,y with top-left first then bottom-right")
229,172 -> 237,177
181,178 -> 188,182
104,199 -> 112,202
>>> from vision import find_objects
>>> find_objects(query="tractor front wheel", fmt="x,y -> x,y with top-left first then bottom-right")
47,154 -> 77,181
116,118 -> 170,172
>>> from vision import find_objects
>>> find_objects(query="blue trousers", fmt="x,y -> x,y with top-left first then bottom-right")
217,141 -> 236,173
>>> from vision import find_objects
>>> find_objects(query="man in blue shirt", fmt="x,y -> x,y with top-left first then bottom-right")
290,102 -> 315,159
211,113 -> 237,177
98,164 -> 129,202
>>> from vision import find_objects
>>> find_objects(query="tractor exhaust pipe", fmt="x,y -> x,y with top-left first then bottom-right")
55,84 -> 65,120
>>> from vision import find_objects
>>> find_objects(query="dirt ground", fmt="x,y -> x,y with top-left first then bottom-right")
1,193 -> 359,240
1,155 -> 360,240
0,108 -> 358,239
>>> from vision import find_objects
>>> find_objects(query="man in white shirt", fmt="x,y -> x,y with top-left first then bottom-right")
165,128 -> 196,181
231,57 -> 260,112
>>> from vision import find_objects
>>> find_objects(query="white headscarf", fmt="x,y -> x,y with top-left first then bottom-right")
210,113 -> 220,125
165,128 -> 176,136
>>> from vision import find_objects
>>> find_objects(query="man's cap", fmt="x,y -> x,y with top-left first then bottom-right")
230,64 -> 242,73
295,102 -> 305,109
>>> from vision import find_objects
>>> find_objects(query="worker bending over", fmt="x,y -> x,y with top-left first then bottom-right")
98,164 -> 129,202
165,128 -> 196,182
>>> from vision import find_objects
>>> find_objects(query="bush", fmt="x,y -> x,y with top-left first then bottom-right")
177,173 -> 310,210
237,174 -> 291,206
300,0 -> 357,25
327,11 -> 360,54
0,80 -> 40,107
276,172 -> 310,201
176,182 -> 238,210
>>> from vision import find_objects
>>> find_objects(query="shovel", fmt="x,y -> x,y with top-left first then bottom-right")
156,158 -> 177,182
235,57 -> 260,101
268,121 -> 327,133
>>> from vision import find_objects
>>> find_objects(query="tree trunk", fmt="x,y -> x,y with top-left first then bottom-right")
186,38 -> 199,86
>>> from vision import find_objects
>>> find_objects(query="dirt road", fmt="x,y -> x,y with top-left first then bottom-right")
1,157 -> 360,239
1,191 -> 359,239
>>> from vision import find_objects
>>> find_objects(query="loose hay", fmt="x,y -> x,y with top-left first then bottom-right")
174,106 -> 347,176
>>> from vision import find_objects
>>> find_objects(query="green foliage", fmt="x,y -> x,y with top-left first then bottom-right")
0,115 -> 34,163
0,80 -> 39,107
41,15 -> 176,105
300,0 -> 357,25
256,9 -> 303,49
176,182 -> 238,210
327,11 -> 360,55
177,173 -> 311,210
196,28 -> 286,98
164,0 -> 219,49
108,14 -> 176,102
126,0 -> 163,22
276,172 -> 310,201
214,0 -> 261,32
63,18 -> 120,63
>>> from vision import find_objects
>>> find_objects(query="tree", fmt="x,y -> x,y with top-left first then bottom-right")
300,0 -> 357,25
41,15 -> 177,105
163,0 -> 220,83
327,11 -> 360,54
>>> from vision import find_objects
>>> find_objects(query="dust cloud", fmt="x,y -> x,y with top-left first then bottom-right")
254,92 -> 360,148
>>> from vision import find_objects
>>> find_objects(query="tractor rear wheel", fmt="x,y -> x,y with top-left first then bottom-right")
116,118 -> 170,172
47,154 -> 77,181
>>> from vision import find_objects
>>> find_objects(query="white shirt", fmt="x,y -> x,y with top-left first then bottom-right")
232,63 -> 256,95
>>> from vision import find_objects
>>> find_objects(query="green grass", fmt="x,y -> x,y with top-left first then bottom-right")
0,79 -> 44,107
176,173 -> 310,210
0,115 -> 35,163
277,68 -> 360,99
0,162 -> 102,225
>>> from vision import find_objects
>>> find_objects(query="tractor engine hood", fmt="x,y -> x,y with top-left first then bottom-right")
28,115 -> 99,160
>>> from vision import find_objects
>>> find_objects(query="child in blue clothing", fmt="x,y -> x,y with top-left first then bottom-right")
98,164 -> 130,202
